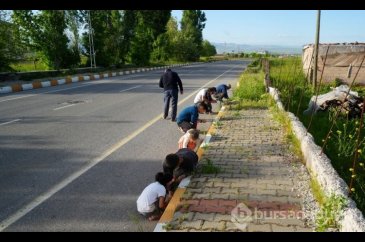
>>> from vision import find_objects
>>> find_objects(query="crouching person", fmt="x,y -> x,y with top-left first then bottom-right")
136,172 -> 173,221
163,148 -> 199,191
176,102 -> 208,133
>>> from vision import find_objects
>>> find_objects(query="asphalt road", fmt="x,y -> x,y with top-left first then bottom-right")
0,60 -> 249,231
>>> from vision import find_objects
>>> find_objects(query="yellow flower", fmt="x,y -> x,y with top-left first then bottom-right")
358,149 -> 362,154
349,168 -> 354,172
360,163 -> 364,167
351,174 -> 356,178
351,188 -> 356,192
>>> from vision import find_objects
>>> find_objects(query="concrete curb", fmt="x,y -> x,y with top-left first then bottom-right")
0,62 -> 204,95
153,106 -> 227,232
268,87 -> 365,232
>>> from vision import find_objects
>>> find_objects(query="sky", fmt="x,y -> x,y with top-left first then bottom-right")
172,10 -> 365,47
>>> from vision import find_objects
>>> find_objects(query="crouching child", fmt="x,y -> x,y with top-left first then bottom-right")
136,172 -> 174,221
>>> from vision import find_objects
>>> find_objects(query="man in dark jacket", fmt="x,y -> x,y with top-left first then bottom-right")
159,68 -> 183,121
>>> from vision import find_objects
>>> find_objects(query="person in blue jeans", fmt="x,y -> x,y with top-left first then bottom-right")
215,84 -> 231,102
159,68 -> 183,121
176,102 -> 208,133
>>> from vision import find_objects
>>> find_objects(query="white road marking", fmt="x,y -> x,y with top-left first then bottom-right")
0,74 -> 149,104
0,119 -> 21,126
53,104 -> 76,111
0,83 -> 97,104
0,64 -> 241,231
119,85 -> 142,93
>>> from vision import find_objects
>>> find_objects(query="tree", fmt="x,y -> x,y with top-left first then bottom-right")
180,10 -> 206,60
201,40 -> 217,57
12,10 -> 80,70
65,10 -> 82,66
0,11 -> 23,71
129,10 -> 171,65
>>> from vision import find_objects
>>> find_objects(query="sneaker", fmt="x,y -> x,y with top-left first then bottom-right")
171,118 -> 176,122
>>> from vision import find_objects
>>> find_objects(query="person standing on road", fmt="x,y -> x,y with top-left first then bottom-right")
159,68 -> 183,121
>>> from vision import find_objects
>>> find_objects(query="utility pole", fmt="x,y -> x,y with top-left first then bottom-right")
313,10 -> 321,89
87,10 -> 96,68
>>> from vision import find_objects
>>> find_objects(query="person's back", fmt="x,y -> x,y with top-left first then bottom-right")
159,69 -> 183,121
216,84 -> 231,101
175,148 -> 199,174
159,69 -> 183,91
176,105 -> 198,124
216,84 -> 228,95
194,88 -> 207,104
136,181 -> 166,214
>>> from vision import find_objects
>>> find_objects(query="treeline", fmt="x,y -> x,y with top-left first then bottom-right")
0,10 -> 217,72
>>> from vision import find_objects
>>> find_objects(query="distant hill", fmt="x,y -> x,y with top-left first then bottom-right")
212,42 -> 303,55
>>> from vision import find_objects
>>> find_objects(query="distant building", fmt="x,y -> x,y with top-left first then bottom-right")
302,43 -> 365,84
257,50 -> 268,55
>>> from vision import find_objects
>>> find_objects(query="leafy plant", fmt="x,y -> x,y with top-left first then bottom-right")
315,194 -> 348,232
200,158 -> 221,174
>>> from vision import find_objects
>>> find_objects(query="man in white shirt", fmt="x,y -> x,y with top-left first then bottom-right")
193,87 -> 217,114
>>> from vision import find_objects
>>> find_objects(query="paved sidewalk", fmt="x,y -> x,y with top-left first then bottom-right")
164,108 -> 315,232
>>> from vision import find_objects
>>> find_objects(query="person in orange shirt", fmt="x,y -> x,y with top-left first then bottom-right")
178,129 -> 200,151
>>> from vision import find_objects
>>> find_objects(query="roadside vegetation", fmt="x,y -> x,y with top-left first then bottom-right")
269,56 -> 365,216
0,10 -> 216,74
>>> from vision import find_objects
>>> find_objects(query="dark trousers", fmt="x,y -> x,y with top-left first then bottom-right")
178,121 -> 197,133
164,89 -> 178,120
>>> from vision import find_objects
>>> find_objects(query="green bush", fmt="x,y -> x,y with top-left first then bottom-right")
233,71 -> 265,101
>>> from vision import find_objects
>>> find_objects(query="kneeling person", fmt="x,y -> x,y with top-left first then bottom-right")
136,172 -> 173,221
176,102 -> 208,133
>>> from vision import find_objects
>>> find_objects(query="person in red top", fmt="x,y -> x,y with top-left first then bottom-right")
178,129 -> 200,151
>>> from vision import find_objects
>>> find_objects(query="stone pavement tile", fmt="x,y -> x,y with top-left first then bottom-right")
211,193 -> 230,199
214,182 -> 231,188
229,194 -> 249,201
200,199 -> 219,206
180,220 -> 204,230
262,218 -> 306,227
191,177 -> 207,183
247,223 -> 272,232
214,213 -> 233,222
277,190 -> 294,197
171,211 -> 195,223
185,188 -> 203,193
205,205 -> 227,214
225,222 -> 246,232
271,224 -> 297,232
203,187 -> 221,193
220,188 -> 239,194
192,193 -> 211,199
218,199 -> 238,207
295,226 -> 313,232
188,205 -> 206,213
182,199 -> 200,206
193,212 -> 215,222
202,221 -> 226,231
